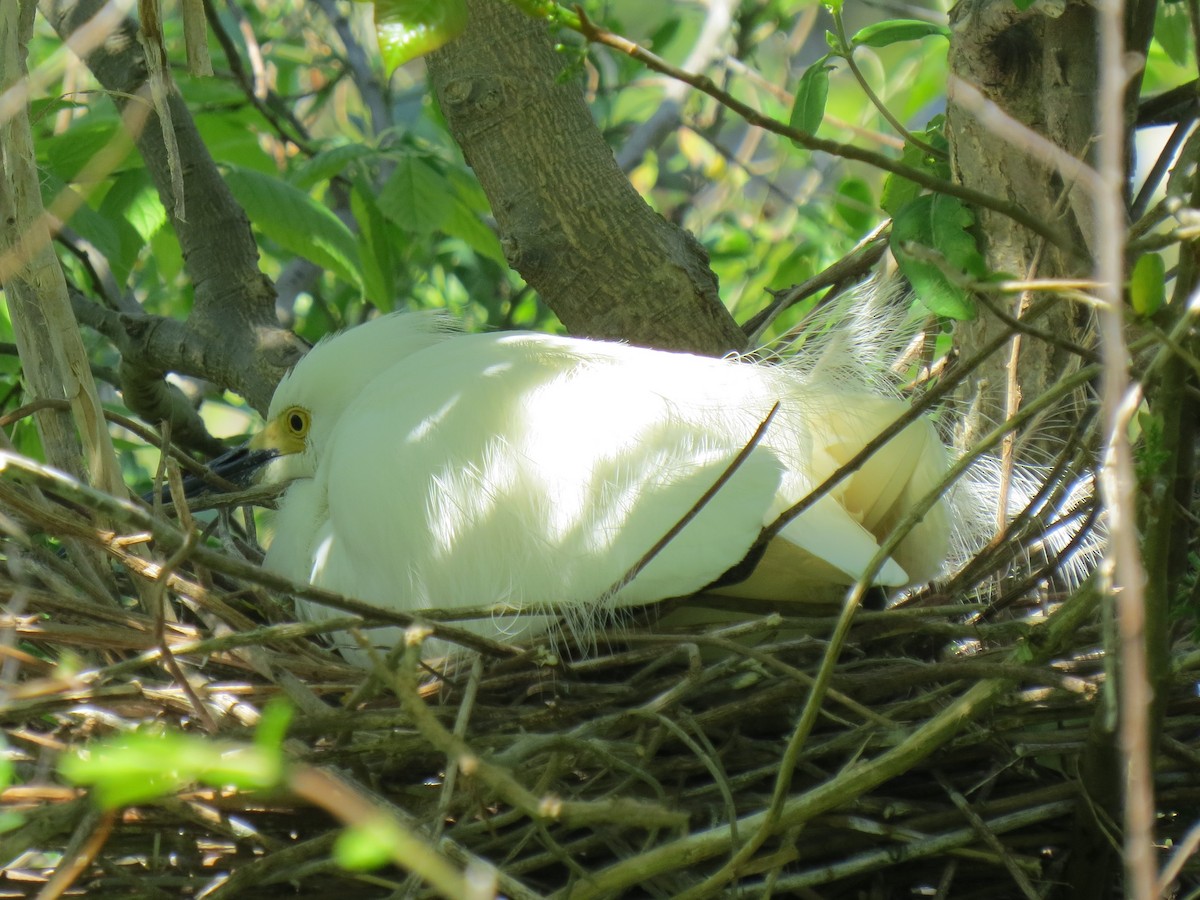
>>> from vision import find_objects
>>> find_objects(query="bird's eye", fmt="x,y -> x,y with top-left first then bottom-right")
284,407 -> 310,437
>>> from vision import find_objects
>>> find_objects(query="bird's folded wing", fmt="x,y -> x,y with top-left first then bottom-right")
769,493 -> 912,587
311,332 -> 944,624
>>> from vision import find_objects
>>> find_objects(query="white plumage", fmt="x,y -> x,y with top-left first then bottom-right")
250,313 -> 951,655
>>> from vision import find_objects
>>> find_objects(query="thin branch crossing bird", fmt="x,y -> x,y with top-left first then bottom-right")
202,312 -> 952,657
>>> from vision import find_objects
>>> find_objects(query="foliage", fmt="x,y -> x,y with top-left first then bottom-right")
3,0 -> 1011,486
60,708 -> 288,808
1,0 -> 1198,896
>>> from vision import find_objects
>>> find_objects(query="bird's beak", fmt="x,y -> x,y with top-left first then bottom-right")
201,442 -> 280,490
144,441 -> 279,504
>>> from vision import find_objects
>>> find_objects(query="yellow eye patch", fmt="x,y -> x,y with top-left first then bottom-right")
250,405 -> 310,455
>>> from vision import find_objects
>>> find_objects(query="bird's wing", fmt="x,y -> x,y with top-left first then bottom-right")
311,331 -> 945,634
766,492 -> 913,587
760,387 -> 951,590
311,333 -> 799,622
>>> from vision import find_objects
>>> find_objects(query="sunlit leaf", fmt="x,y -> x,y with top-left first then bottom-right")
374,0 -> 469,73
850,19 -> 949,49
0,738 -> 19,833
100,169 -> 168,245
254,698 -> 294,751
335,817 -> 401,870
61,730 -> 284,810
1130,252 -> 1165,317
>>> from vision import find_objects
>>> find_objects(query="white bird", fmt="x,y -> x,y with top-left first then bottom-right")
227,312 -> 952,657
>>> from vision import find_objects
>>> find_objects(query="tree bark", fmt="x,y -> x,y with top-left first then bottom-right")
946,0 -> 1099,457
946,6 -> 1160,897
40,0 -> 306,418
427,0 -> 744,356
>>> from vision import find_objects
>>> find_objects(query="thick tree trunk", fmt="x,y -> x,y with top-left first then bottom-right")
427,0 -> 745,356
946,6 -> 1160,897
946,0 -> 1098,457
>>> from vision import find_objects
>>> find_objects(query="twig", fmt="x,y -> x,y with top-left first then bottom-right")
0,449 -> 519,657
934,771 -> 1041,900
572,8 -> 1076,253
394,631 -> 689,833
559,579 -> 1103,899
35,808 -> 115,900
1095,0 -> 1156,895
830,8 -> 946,160
286,765 -> 488,900
600,402 -> 780,600
753,799 -> 1075,892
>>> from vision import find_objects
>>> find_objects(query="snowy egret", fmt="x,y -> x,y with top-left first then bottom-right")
211,313 -> 952,656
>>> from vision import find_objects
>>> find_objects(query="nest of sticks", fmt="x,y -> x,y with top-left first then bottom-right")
1,447 -> 1198,900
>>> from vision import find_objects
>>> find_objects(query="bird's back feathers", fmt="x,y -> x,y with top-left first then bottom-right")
262,318 -> 952,652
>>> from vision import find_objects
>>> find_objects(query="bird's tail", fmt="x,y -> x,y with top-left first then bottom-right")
761,279 -> 1105,598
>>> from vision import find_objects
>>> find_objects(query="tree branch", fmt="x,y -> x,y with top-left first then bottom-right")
40,0 -> 307,416
427,0 -> 744,355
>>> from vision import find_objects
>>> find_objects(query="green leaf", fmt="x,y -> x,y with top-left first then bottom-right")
0,811 -> 23,835
443,168 -> 505,267
833,177 -> 874,233
335,817 -> 401,870
377,155 -> 451,234
40,116 -> 130,182
100,169 -> 167,245
374,0 -> 469,73
891,195 -> 976,320
255,698 -> 294,751
930,193 -> 987,280
0,737 -> 19,833
1153,3 -> 1189,67
61,730 -> 284,810
917,115 -> 951,169
789,59 -> 831,143
850,19 -> 950,49
351,181 -> 398,310
40,174 -> 125,280
880,142 -> 928,217
0,741 -> 12,789
1130,253 -> 1166,317
27,96 -> 87,126
223,166 -> 363,290
294,143 -> 379,190
508,0 -> 557,18
98,168 -> 168,287
196,113 -> 278,174
881,117 -> 951,218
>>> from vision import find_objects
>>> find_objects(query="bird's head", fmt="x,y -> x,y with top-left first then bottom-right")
176,312 -> 454,498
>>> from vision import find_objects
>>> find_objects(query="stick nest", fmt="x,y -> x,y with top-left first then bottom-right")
1,454 -> 1198,900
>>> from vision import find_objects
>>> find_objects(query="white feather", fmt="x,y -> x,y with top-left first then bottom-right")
258,311 -> 954,659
